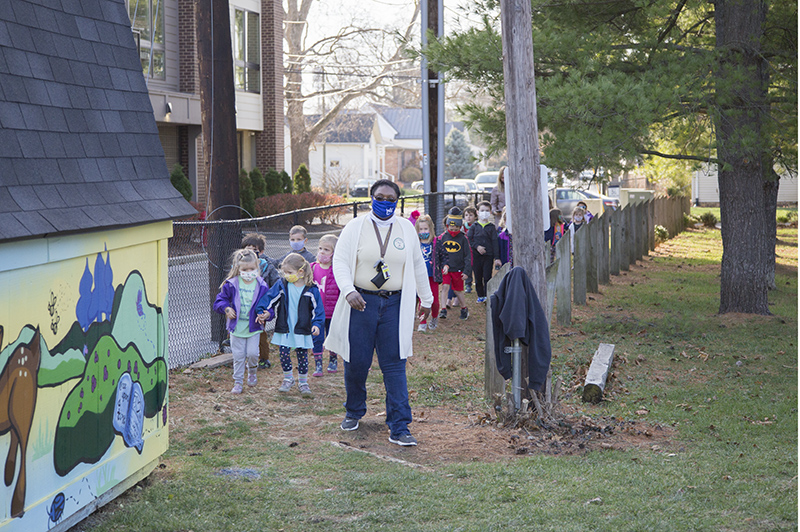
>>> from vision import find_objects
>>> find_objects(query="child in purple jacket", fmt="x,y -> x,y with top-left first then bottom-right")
310,234 -> 340,375
213,249 -> 270,394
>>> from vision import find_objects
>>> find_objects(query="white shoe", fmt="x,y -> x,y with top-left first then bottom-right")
429,318 -> 438,330
417,322 -> 427,332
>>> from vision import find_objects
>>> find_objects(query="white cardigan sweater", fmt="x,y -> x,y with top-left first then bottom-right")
324,214 -> 434,361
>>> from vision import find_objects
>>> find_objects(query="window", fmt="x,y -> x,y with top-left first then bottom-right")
233,9 -> 260,93
127,0 -> 165,80
330,160 -> 340,168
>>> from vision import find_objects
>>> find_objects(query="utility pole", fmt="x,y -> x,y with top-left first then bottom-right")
197,0 -> 239,221
500,0 -> 546,300
421,0 -> 444,230
197,0 -> 240,348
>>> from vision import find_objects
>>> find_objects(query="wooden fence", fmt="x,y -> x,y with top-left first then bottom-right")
484,196 -> 690,400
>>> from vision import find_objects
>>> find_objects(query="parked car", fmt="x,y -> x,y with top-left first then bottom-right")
350,178 -> 376,198
447,178 -> 478,192
473,171 -> 499,193
411,180 -> 424,191
550,187 -> 618,221
443,180 -> 471,209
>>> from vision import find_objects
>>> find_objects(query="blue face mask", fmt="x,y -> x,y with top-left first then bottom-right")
372,198 -> 396,219
290,240 -> 305,252
418,232 -> 430,240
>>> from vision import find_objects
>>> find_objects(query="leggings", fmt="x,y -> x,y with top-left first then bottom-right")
473,253 -> 495,298
279,345 -> 309,375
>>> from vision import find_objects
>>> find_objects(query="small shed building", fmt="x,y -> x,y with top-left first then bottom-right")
0,1 -> 195,530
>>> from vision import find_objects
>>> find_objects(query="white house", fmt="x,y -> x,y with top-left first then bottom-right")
692,165 -> 798,205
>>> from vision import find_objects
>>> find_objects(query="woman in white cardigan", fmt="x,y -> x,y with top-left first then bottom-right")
324,180 -> 432,446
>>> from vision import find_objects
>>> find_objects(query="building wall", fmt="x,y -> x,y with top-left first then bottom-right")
308,144 -> 366,188
255,0 -> 284,174
692,166 -> 799,204
0,222 -> 172,530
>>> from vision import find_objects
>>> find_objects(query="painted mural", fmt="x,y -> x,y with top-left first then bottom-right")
0,231 -> 170,531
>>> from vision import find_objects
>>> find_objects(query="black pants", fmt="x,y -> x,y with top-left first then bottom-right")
473,252 -> 494,298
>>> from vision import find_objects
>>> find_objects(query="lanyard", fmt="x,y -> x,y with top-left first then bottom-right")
372,221 -> 393,260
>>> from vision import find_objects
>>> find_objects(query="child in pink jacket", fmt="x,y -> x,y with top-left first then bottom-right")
310,234 -> 340,375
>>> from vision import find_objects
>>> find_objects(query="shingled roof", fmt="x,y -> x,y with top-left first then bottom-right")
0,0 -> 197,243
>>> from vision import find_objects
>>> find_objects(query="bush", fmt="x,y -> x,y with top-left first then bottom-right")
170,164 -> 192,202
654,224 -> 669,245
699,211 -> 718,228
400,165 -> 422,183
250,168 -> 266,199
683,212 -> 699,228
280,170 -> 293,194
254,192 -> 347,224
263,169 -> 282,196
294,164 -> 311,194
239,169 -> 255,218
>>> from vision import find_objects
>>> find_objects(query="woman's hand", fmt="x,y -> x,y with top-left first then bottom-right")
477,245 -> 486,255
346,290 -> 367,311
494,259 -> 502,269
311,325 -> 320,336
418,306 -> 431,323
225,307 -> 236,320
461,273 -> 468,281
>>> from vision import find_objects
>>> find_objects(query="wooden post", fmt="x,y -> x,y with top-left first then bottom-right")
609,209 -> 620,276
587,219 -> 599,293
556,234 -> 571,326
485,263 -> 510,401
573,227 -> 587,305
582,343 -> 616,403
628,203 -> 638,266
421,0 -> 445,228
545,258 -> 559,328
620,206 -> 630,271
647,199 -> 655,252
599,212 -> 610,284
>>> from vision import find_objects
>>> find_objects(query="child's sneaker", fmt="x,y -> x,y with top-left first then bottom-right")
465,284 -> 472,294
231,383 -> 243,394
258,360 -> 271,369
247,373 -> 257,387
460,307 -> 469,320
312,359 -> 324,377
439,308 -> 447,319
429,317 -> 438,330
476,297 -> 487,304
417,322 -> 427,332
299,383 -> 313,397
278,378 -> 294,392
327,359 -> 338,373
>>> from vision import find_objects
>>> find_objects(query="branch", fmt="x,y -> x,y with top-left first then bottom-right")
640,149 -> 717,164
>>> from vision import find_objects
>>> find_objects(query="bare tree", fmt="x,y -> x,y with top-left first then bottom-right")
284,0 -> 420,173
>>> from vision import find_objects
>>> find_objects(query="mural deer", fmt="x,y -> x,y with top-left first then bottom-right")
0,326 -> 41,518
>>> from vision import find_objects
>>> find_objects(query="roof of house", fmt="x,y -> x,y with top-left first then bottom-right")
371,105 -> 464,141
307,112 -> 376,144
0,0 -> 197,243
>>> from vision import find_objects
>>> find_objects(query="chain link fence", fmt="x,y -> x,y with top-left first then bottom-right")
166,191 -> 484,368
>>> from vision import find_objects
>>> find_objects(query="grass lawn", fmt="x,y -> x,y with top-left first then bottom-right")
72,226 -> 797,532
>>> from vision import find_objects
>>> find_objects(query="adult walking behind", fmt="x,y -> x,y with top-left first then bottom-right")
325,180 -> 433,446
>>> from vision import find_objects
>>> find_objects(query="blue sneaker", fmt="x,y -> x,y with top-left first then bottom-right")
476,297 -> 487,304
389,433 -> 418,446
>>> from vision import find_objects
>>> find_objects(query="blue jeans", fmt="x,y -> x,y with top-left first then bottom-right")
344,292 -> 412,437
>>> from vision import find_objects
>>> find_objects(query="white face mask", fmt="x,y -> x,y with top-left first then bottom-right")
574,215 -> 584,224
478,211 -> 491,221
240,270 -> 258,282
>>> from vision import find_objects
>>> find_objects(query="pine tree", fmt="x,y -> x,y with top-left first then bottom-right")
170,163 -> 192,202
444,128 -> 475,180
280,170 -> 293,194
239,169 -> 255,217
293,164 -> 311,194
264,169 -> 282,196
250,167 -> 266,199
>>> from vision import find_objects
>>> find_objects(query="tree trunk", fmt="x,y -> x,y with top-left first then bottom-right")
714,0 -> 773,315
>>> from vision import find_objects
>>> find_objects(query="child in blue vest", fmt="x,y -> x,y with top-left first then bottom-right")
256,253 -> 324,397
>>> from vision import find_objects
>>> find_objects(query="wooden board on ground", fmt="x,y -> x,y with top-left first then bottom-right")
582,343 -> 616,403
190,352 -> 233,369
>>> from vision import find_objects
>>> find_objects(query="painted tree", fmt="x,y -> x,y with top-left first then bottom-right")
284,0 -> 420,172
424,0 -> 797,314
444,128 -> 476,180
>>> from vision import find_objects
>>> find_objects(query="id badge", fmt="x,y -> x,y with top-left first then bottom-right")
380,262 -> 391,280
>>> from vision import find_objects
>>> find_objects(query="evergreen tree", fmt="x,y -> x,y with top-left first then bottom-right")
170,163 -> 192,202
239,169 -> 255,218
250,167 -> 266,199
264,169 -> 283,196
424,0 -> 797,314
280,170 -> 293,194
293,164 -> 311,194
444,128 -> 476,180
